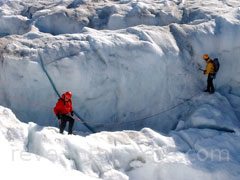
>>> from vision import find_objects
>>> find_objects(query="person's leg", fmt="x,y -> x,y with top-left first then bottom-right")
59,118 -> 67,134
209,74 -> 215,93
68,117 -> 75,135
207,74 -> 211,92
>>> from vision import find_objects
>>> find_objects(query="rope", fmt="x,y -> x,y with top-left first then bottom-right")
38,51 -> 96,133
111,93 -> 199,127
39,53 -> 61,98
71,92 -> 199,130
72,111 -> 96,133
84,35 -> 201,130
38,41 -> 200,132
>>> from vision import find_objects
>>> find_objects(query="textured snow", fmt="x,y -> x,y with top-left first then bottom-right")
1,105 -> 240,180
1,0 -> 240,179
0,106 -> 98,180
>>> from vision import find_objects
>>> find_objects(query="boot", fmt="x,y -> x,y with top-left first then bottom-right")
209,90 -> 215,94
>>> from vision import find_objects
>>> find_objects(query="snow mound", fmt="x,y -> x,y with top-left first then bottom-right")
176,92 -> 240,133
34,11 -> 88,35
0,106 -> 98,180
0,15 -> 31,36
1,105 -> 240,180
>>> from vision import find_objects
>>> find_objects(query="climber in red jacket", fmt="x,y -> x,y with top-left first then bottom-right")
53,91 -> 74,134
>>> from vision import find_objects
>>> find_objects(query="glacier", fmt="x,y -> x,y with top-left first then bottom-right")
0,0 -> 240,132
0,0 -> 240,179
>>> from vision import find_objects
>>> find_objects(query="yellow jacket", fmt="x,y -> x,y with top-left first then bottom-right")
204,59 -> 215,75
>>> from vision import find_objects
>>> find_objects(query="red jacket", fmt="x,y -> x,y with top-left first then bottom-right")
53,98 -> 73,115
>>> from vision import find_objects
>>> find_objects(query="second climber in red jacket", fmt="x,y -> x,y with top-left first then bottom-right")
53,91 -> 74,134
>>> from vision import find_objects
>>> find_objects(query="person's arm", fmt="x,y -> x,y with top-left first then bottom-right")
54,100 -> 62,118
70,101 -> 74,116
203,64 -> 207,74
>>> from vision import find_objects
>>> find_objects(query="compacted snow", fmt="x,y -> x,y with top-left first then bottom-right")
0,0 -> 240,179
1,96 -> 240,180
0,106 -> 99,180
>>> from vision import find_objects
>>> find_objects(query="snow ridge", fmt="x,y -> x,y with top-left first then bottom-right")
1,105 -> 240,180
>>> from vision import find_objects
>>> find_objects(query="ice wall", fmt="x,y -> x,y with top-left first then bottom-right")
0,0 -> 239,132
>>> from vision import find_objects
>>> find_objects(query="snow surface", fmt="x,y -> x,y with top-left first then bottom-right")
1,104 -> 240,180
0,106 -> 98,180
1,0 -> 240,179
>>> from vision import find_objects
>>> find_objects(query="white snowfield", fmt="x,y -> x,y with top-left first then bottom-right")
1,103 -> 240,180
0,0 -> 240,179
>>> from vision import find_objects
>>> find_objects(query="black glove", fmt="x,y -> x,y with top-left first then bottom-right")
71,111 -> 74,116
57,114 -> 62,119
203,70 -> 206,74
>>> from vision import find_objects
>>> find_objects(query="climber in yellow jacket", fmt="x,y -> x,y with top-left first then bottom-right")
202,54 -> 215,94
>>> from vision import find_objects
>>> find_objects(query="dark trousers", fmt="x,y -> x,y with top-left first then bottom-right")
207,74 -> 215,93
59,115 -> 74,134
